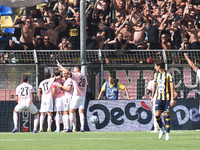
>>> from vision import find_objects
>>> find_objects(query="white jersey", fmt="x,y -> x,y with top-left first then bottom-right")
39,77 -> 55,99
147,80 -> 154,91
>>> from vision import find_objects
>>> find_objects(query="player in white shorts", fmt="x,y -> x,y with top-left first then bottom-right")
37,72 -> 60,132
52,69 -> 65,132
57,61 -> 88,132
12,75 -> 39,133
58,71 -> 77,132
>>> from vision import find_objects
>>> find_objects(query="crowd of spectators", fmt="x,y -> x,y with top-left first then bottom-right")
1,0 -> 200,53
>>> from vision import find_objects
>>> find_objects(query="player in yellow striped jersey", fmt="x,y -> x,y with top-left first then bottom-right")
150,61 -> 175,140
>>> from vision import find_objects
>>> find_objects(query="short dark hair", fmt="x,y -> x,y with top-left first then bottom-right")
155,61 -> 165,69
44,72 -> 51,79
54,69 -> 61,76
22,75 -> 28,82
74,65 -> 81,71
109,74 -> 115,78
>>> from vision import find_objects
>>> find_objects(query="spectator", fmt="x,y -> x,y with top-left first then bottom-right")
129,3 -> 143,27
68,0 -> 80,18
97,74 -> 130,100
87,10 -> 101,36
39,35 -> 58,50
160,34 -> 172,49
58,37 -> 72,50
182,21 -> 200,49
53,0 -> 69,18
68,19 -> 80,50
33,36 -> 43,50
46,20 -> 62,46
98,22 -> 115,49
86,32 -> 99,50
147,18 -> 161,49
12,16 -> 43,50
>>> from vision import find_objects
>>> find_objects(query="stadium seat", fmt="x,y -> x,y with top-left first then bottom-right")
0,5 -> 13,16
1,16 -> 13,28
4,28 -> 14,34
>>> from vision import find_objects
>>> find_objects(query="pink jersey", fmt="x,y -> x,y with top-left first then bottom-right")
64,78 -> 73,97
15,82 -> 35,106
39,77 -> 55,98
71,72 -> 88,97
52,78 -> 65,99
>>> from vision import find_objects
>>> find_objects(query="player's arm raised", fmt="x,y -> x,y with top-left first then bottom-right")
56,60 -> 72,76
184,53 -> 198,73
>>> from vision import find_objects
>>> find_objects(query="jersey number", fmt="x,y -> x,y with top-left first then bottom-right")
78,78 -> 86,87
43,82 -> 49,91
21,87 -> 29,96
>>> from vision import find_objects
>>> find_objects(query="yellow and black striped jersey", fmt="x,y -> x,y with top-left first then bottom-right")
154,71 -> 174,100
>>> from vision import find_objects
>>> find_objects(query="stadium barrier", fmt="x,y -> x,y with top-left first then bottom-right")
1,99 -> 199,132
0,50 -> 199,131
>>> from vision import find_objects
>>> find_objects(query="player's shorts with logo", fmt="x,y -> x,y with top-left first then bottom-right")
64,96 -> 72,111
155,99 -> 170,112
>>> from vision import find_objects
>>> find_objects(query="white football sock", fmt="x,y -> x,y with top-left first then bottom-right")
47,115 -> 52,129
73,113 -> 76,130
34,114 -> 39,131
79,113 -> 84,130
13,111 -> 18,128
56,115 -> 60,130
40,115 -> 45,129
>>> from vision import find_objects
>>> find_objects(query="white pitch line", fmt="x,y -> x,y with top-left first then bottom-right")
0,139 -> 54,141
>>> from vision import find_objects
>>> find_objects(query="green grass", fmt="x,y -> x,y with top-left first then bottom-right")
0,130 -> 200,150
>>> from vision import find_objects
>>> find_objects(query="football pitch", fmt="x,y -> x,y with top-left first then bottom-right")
0,130 -> 200,150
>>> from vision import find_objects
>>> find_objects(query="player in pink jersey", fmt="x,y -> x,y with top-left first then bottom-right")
184,53 -> 200,80
58,71 -> 77,132
37,72 -> 60,132
57,60 -> 88,132
52,69 -> 65,132
12,75 -> 39,133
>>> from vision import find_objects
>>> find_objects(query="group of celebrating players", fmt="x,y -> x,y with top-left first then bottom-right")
12,60 -> 88,133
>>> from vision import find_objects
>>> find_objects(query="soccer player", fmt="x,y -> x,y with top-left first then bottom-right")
37,72 -> 60,132
12,75 -> 39,133
97,74 -> 130,100
184,53 -> 200,79
57,61 -> 88,132
150,61 -> 175,140
52,69 -> 65,132
58,71 -> 77,132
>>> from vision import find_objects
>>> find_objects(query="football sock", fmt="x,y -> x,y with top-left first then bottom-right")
34,114 -> 39,131
56,114 -> 60,130
63,114 -> 69,130
47,115 -> 52,129
156,116 -> 162,129
164,116 -> 170,133
73,113 -> 76,130
40,115 -> 45,129
69,113 -> 74,129
79,113 -> 84,130
13,111 -> 18,128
